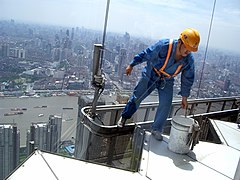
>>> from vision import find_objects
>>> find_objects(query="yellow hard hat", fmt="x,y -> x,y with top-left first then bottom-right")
180,28 -> 200,52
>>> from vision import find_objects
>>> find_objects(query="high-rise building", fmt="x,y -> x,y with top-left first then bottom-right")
224,79 -> 231,91
8,48 -> 26,59
1,43 -> 9,57
71,27 -> 74,40
55,34 -> 61,48
48,115 -> 62,153
123,32 -> 130,48
66,29 -> 70,37
53,48 -> 61,61
118,48 -> 127,81
17,48 -> 26,59
0,124 -> 20,180
26,122 -> 48,155
26,115 -> 62,155
46,43 -> 52,55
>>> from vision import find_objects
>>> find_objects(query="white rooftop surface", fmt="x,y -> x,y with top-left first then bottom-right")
140,120 -> 240,180
211,119 -> 240,150
7,150 -> 147,180
7,120 -> 240,180
141,134 -> 239,180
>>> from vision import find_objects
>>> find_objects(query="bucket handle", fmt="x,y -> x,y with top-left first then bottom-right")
174,106 -> 191,117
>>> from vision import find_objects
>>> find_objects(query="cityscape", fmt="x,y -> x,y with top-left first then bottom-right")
0,20 -> 239,98
0,18 -> 240,179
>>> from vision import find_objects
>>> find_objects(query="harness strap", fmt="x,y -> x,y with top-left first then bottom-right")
160,39 -> 173,71
172,64 -> 183,77
153,39 -> 182,79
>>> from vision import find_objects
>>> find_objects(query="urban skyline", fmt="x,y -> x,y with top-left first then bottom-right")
0,20 -> 239,99
1,0 -> 240,53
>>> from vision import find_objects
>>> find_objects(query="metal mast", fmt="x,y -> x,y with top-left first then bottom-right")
91,0 -> 110,118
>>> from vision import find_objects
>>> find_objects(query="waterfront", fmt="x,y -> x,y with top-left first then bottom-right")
0,91 -> 182,147
0,96 -> 78,147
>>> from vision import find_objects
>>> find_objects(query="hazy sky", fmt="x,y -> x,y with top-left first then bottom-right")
1,0 -> 240,53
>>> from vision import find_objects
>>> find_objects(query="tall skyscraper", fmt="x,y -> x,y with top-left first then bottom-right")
0,124 -> 20,180
224,79 -> 231,91
53,48 -> 61,61
118,48 -> 127,81
123,32 -> 130,48
26,122 -> 48,155
1,43 -> 9,58
66,29 -> 70,37
55,34 -> 61,48
48,115 -> 62,153
8,48 -> 26,59
26,115 -> 62,155
71,27 -> 74,40
16,48 -> 26,59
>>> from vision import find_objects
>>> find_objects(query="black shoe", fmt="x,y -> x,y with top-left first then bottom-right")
117,117 -> 127,128
151,130 -> 163,141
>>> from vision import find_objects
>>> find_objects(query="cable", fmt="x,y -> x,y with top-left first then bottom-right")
39,151 -> 59,180
197,0 -> 217,98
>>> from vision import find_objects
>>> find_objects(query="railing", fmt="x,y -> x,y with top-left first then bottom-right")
75,96 -> 240,172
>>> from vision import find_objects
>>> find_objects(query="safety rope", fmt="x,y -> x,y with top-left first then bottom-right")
197,0 -> 217,98
132,39 -> 180,106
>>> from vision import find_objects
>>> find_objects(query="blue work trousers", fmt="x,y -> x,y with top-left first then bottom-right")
121,76 -> 173,132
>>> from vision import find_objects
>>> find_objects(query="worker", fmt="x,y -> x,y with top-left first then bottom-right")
117,28 -> 200,141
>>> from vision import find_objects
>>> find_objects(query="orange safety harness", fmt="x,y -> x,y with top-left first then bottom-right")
152,39 -> 183,79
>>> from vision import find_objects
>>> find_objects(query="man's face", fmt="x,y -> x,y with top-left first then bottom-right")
180,42 -> 191,57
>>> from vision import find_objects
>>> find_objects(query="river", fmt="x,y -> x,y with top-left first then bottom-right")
0,95 -> 79,147
0,91 -> 182,147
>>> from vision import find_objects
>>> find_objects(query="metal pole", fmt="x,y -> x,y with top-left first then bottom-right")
91,44 -> 103,117
102,0 -> 110,49
92,44 -> 103,81
91,0 -> 110,117
100,0 -> 110,66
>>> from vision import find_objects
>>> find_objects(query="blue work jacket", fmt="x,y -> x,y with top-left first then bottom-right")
129,38 -> 195,97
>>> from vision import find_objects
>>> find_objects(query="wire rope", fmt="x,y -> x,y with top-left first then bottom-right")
197,0 -> 217,98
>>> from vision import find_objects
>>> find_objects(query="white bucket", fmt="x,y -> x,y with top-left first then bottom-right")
168,116 -> 194,154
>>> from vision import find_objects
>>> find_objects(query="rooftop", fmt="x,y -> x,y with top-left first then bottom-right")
7,118 -> 240,180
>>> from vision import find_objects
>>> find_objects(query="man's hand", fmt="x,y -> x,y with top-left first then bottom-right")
125,65 -> 133,76
181,96 -> 188,109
